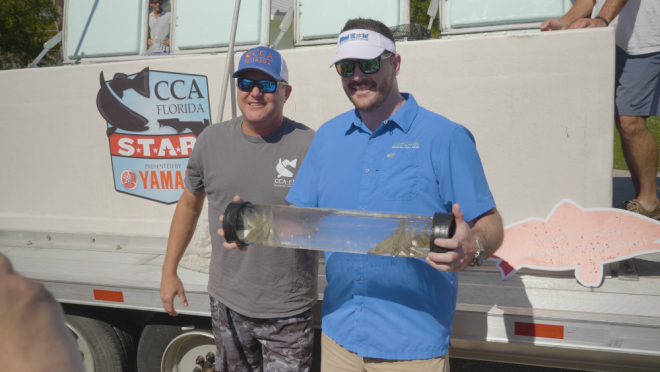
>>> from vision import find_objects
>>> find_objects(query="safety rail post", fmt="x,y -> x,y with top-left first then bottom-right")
272,7 -> 294,50
427,0 -> 439,30
216,0 -> 242,123
28,32 -> 62,68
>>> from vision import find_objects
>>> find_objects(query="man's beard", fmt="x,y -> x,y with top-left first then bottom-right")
345,73 -> 394,113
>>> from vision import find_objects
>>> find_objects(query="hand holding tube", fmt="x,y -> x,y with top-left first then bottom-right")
218,195 -> 249,251
426,204 -> 478,272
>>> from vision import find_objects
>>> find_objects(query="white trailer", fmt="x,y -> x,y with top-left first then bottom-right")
2,1 -> 659,371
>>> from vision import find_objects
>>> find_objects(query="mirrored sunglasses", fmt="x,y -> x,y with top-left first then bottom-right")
237,78 -> 288,93
335,54 -> 393,77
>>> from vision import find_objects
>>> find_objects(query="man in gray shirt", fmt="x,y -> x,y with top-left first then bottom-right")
148,0 -> 170,55
160,47 -> 318,371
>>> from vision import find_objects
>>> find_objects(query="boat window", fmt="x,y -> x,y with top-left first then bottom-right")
444,0 -> 573,29
174,0 -> 265,50
297,0 -> 405,41
66,0 -> 149,59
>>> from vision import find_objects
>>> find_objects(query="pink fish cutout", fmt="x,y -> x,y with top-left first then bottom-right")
489,200 -> 660,287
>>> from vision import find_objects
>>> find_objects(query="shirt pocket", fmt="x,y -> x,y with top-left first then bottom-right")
377,149 -> 421,201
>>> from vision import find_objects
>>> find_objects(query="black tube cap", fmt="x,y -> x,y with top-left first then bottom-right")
429,212 -> 456,253
223,201 -> 251,244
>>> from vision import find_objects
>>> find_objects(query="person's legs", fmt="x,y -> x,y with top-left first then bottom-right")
211,295 -> 315,372
614,47 -> 660,216
259,309 -> 315,372
616,115 -> 659,211
210,296 -> 262,372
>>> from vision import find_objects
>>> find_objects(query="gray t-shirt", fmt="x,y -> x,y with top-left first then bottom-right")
593,0 -> 660,55
185,116 -> 318,318
149,10 -> 171,53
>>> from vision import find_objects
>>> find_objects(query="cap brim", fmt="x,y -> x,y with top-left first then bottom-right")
232,67 -> 285,82
329,45 -> 385,67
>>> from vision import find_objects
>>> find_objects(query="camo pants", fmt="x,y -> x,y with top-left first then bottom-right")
209,296 -> 314,372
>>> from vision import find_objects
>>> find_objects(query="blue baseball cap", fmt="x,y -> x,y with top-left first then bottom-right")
232,46 -> 289,82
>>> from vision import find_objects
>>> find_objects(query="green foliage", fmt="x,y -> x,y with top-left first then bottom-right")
410,0 -> 440,38
0,0 -> 59,69
613,116 -> 660,171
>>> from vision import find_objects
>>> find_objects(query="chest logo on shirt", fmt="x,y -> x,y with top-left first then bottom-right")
274,159 -> 297,187
392,141 -> 420,149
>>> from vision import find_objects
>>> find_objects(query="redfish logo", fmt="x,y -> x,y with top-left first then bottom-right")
274,158 -> 297,188
276,159 -> 297,178
490,200 -> 660,287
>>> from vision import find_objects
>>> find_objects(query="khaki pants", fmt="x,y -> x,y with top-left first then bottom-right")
321,332 -> 449,372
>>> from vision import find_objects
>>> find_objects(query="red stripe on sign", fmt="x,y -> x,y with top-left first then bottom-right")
108,133 -> 197,158
93,289 -> 124,303
515,322 -> 564,339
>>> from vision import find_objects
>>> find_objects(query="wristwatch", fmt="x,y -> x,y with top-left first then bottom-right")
472,236 -> 486,266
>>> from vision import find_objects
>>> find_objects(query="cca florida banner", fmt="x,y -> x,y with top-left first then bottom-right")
96,67 -> 211,204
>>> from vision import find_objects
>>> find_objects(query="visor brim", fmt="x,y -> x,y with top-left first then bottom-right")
232,67 -> 286,82
329,45 -> 387,67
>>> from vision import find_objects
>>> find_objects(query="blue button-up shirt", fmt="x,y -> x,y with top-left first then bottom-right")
287,94 -> 495,360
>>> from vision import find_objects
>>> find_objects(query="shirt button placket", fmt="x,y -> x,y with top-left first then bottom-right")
358,132 -> 376,212
357,131 -> 380,354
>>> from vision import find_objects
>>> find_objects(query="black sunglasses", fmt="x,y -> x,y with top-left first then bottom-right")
335,54 -> 393,77
237,78 -> 288,93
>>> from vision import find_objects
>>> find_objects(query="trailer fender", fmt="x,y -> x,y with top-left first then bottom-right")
137,320 -> 215,372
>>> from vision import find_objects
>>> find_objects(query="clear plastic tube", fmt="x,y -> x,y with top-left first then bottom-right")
223,203 -> 454,258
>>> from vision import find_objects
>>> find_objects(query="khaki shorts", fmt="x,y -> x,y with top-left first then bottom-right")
321,332 -> 449,372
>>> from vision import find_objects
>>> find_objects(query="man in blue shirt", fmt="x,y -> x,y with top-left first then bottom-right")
286,19 -> 504,370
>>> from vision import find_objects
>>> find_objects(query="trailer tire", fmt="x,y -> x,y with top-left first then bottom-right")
66,313 -> 137,372
137,323 -> 216,372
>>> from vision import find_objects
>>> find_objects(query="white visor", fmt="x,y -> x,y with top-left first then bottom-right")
330,29 -> 397,67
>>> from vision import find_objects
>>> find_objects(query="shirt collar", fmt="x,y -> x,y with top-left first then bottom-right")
150,9 -> 167,17
346,93 -> 419,135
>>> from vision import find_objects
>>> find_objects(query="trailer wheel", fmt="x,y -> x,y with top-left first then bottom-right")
137,323 -> 216,372
66,314 -> 137,372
